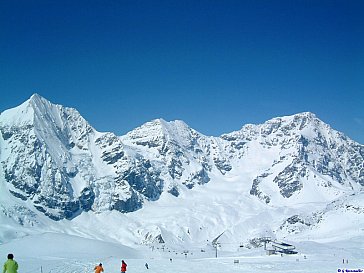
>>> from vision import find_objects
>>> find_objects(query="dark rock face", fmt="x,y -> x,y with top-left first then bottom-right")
214,158 -> 232,174
273,161 -> 306,198
111,190 -> 143,213
279,214 -> 316,234
79,187 -> 95,211
183,168 -> 210,189
168,186 -> 180,197
250,173 -> 272,204
168,158 -> 184,179
121,159 -> 163,201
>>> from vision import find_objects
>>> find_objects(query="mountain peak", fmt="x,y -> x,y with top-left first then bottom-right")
126,118 -> 195,139
141,118 -> 190,130
292,111 -> 317,119
223,111 -> 332,144
267,112 -> 318,124
0,94 -> 54,124
0,96 -> 37,126
29,93 -> 44,101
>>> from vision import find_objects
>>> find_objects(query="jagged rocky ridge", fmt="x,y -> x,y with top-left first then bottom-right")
0,94 -> 363,221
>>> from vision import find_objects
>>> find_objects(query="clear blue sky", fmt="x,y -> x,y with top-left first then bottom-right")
1,0 -> 363,143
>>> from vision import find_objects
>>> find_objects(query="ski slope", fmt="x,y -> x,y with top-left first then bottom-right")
0,231 -> 363,273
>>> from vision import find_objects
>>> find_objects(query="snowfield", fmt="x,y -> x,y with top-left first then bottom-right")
0,232 -> 363,273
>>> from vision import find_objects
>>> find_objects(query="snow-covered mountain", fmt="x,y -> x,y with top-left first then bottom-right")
0,94 -> 363,250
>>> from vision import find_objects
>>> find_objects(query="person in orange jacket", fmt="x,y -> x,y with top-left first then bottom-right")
94,263 -> 104,273
121,260 -> 127,272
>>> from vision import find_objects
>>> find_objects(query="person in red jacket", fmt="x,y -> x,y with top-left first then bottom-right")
121,260 -> 127,272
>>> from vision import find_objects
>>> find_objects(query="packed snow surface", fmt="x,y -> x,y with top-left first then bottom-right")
0,232 -> 363,273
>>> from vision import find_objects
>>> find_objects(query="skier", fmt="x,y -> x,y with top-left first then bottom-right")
3,254 -> 18,273
121,260 -> 127,272
94,263 -> 104,273
145,262 -> 149,269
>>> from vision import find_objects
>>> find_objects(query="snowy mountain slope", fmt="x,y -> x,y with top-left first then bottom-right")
120,118 -> 233,192
0,95 -> 166,219
0,94 -> 363,251
223,112 -> 364,205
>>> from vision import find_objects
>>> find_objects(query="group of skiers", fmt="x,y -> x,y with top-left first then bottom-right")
3,254 -> 151,273
1,254 -> 128,273
94,260 -> 151,272
94,260 -> 128,273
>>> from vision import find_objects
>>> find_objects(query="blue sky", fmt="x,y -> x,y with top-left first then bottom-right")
1,0 -> 363,143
